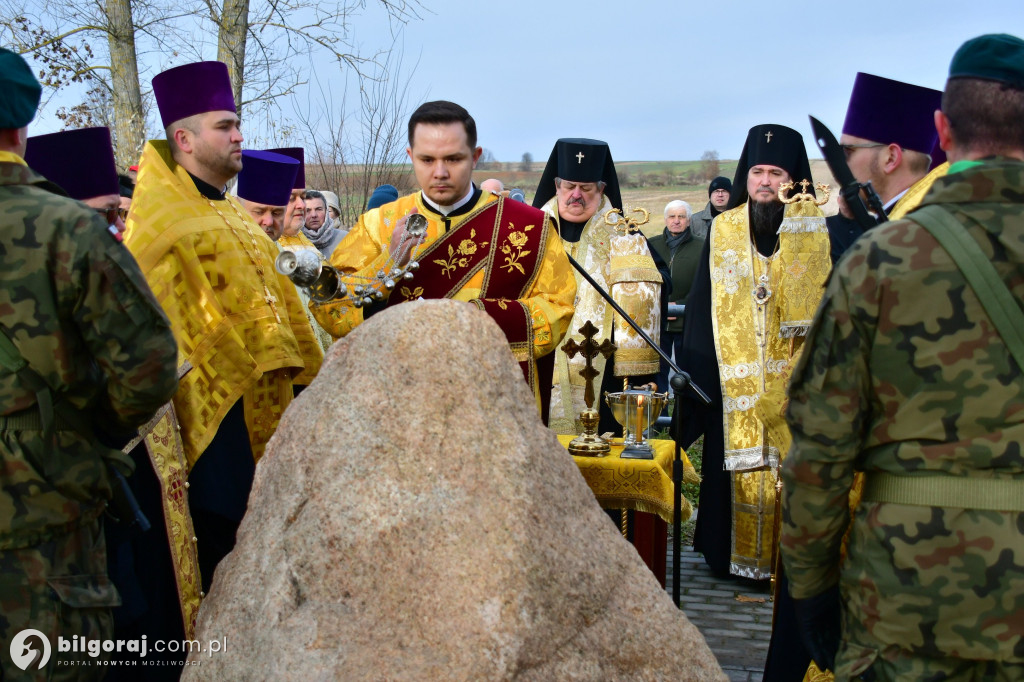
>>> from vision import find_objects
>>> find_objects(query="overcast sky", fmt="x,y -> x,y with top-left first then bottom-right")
353,0 -> 1019,162
24,0 -> 1022,162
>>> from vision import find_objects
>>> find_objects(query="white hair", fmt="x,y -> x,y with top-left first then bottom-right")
664,199 -> 690,219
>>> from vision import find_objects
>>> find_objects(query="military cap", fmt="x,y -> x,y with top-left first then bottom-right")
0,48 -> 42,129
949,33 -> 1024,89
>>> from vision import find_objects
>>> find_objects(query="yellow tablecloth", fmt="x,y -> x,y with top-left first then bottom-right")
560,436 -> 699,524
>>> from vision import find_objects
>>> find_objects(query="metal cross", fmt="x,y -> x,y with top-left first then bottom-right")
765,131 -> 773,143
561,319 -> 615,410
799,179 -> 811,194
264,285 -> 281,323
576,151 -> 585,164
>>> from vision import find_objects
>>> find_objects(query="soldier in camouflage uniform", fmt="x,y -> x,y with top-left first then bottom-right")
780,34 -> 1024,681
0,49 -> 178,679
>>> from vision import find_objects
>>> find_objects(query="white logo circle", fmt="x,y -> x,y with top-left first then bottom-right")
9,629 -> 51,671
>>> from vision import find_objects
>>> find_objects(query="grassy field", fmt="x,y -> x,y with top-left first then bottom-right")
471,159 -> 840,238
308,158 -> 841,234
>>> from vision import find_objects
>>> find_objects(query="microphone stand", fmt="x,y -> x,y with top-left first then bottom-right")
566,253 -> 709,607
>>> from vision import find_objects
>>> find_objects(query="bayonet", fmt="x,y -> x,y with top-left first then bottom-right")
809,116 -> 888,229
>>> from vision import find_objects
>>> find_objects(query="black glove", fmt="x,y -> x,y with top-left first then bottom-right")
792,584 -> 842,673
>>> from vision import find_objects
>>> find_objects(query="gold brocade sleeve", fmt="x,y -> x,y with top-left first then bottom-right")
517,218 -> 575,358
125,141 -> 320,467
309,193 -> 418,338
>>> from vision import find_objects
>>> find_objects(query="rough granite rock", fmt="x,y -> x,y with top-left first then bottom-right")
184,299 -> 725,681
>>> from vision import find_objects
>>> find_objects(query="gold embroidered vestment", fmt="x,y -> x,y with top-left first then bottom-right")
709,200 -> 829,578
542,195 -> 662,436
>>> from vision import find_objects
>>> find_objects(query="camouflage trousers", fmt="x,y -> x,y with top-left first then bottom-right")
0,517 -> 119,681
837,640 -> 1024,681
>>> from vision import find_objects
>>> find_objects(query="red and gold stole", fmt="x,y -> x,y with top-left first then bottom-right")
386,197 -> 548,391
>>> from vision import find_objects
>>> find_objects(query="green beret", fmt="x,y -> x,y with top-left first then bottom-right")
0,47 -> 41,129
949,33 -> 1024,89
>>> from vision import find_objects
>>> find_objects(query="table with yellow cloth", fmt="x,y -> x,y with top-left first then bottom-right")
560,436 -> 700,586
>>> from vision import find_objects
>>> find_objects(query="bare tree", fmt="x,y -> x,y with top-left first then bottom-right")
519,152 -> 533,172
290,43 -> 417,229
478,148 -> 498,170
105,0 -> 144,168
2,0 -> 424,170
700,149 -> 720,183
207,0 -> 424,121
1,0 -> 198,168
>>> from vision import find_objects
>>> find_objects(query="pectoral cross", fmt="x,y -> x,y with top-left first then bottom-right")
264,285 -> 281,323
576,151 -> 585,164
765,131 -> 773,143
562,320 -> 615,410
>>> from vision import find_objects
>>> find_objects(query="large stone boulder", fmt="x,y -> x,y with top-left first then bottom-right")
184,299 -> 725,681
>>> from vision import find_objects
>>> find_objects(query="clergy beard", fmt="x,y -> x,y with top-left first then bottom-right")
749,198 -> 785,237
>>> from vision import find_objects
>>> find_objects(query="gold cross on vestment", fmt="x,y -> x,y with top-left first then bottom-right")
765,131 -> 773,143
562,319 -> 615,410
264,285 -> 281,323
576,151 -> 585,164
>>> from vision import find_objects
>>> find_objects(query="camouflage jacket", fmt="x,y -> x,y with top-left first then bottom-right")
780,158 -> 1024,661
0,161 -> 178,548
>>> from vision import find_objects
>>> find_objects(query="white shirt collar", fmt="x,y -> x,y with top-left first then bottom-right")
883,187 -> 910,211
421,183 -> 475,216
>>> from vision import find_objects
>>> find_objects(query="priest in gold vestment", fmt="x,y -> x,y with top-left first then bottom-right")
116,61 -> 322,664
677,124 -> 830,583
533,138 -> 663,437
310,101 -> 575,418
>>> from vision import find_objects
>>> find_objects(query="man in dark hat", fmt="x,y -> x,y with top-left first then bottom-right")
689,176 -> 731,238
781,33 -> 1024,680
366,183 -> 399,210
310,101 -> 575,420
676,124 -> 830,583
235,150 -> 333,352
235,149 -> 300,241
122,61 -> 322,659
533,138 -> 663,436
25,126 -> 128,237
267,146 -> 308,242
0,49 -> 178,676
828,73 -> 945,260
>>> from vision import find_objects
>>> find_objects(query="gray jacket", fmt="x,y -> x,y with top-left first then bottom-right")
689,201 -> 716,239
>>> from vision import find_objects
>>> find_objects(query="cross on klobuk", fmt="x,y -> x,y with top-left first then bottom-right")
765,131 -> 773,143
561,320 -> 615,410
576,151 -> 585,164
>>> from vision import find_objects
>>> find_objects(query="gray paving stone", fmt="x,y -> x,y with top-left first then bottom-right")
666,545 -> 771,677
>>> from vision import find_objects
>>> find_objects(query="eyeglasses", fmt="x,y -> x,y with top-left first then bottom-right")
842,143 -> 885,158
96,207 -> 118,225
117,207 -> 129,221
711,189 -> 729,194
